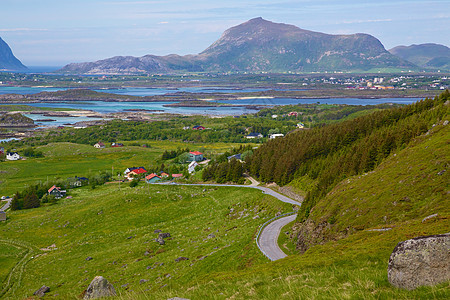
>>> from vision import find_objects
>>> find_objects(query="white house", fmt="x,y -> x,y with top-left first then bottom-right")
94,142 -> 105,149
269,133 -> 284,139
188,161 -> 199,174
6,152 -> 20,161
246,132 -> 263,139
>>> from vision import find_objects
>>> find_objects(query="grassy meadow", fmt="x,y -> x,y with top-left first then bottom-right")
0,183 -> 292,299
0,141 -> 248,196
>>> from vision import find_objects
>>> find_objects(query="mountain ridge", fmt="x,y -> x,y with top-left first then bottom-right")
59,18 -> 416,74
0,37 -> 28,71
389,43 -> 450,71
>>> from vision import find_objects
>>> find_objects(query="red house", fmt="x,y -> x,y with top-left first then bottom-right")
192,125 -> 205,130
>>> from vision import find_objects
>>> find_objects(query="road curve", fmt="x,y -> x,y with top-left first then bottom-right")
258,214 -> 297,261
157,182 -> 301,260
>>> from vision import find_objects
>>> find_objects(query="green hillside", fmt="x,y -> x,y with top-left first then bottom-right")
0,184 -> 291,299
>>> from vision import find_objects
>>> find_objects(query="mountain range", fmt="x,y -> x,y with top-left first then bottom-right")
389,43 -> 450,71
59,18 -> 417,74
0,37 -> 27,71
1,18 -> 450,74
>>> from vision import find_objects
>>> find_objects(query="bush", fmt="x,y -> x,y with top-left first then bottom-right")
129,179 -> 139,188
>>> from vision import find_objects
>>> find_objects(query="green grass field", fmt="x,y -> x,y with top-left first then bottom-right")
0,183 -> 291,299
0,141 -> 247,196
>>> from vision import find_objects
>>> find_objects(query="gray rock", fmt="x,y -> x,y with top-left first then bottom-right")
168,298 -> 190,300
159,233 -> 171,239
139,279 -> 148,284
86,256 -> 93,261
156,236 -> 165,245
207,233 -> 215,239
154,229 -> 162,233
388,234 -> 450,290
83,276 -> 117,299
33,285 -> 50,297
175,257 -> 189,262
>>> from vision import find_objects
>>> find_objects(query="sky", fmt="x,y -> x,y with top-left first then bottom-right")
1,0 -> 449,66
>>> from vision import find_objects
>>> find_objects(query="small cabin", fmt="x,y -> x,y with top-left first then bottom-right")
192,125 -> 205,130
94,142 -> 105,149
188,151 -> 204,162
48,185 -> 66,199
0,211 -> 6,221
145,173 -> 161,183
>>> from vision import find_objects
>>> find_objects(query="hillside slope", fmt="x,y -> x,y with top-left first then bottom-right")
294,120 -> 449,252
390,43 -> 450,70
0,37 -> 27,71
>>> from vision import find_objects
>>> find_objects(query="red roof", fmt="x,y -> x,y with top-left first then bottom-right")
131,168 -> 147,175
145,173 -> 160,180
172,174 -> 183,178
48,185 -> 61,193
190,151 -> 203,156
160,172 -> 169,177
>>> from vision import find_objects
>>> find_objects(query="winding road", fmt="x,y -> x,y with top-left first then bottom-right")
258,214 -> 297,260
161,181 -> 301,261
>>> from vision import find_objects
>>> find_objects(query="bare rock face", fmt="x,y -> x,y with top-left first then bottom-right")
388,234 -> 450,290
83,276 -> 117,299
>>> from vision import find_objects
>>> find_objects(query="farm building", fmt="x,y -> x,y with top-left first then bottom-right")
269,133 -> 284,139
6,152 -> 20,161
246,132 -> 263,139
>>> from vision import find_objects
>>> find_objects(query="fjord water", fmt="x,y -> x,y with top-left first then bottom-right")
0,86 -> 267,95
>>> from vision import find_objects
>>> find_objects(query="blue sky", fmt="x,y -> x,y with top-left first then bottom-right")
1,0 -> 449,66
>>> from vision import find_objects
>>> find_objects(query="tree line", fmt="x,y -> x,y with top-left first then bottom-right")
247,90 -> 449,221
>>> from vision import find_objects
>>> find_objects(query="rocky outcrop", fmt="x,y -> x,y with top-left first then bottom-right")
33,285 -> 50,297
388,234 -> 450,290
83,276 -> 117,299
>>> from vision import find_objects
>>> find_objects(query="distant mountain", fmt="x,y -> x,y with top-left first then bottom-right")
59,18 -> 416,74
389,43 -> 450,71
0,37 -> 27,71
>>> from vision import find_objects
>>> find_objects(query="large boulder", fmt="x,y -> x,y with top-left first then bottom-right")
83,276 -> 117,299
388,233 -> 450,290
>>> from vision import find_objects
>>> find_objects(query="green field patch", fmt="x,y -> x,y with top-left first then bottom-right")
0,183 -> 291,299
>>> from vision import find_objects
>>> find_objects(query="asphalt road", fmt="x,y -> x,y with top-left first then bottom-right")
258,214 -> 298,261
159,181 -> 301,260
